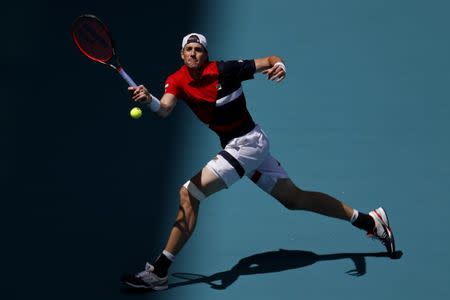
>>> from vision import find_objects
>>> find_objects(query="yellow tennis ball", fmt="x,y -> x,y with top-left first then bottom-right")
130,107 -> 142,119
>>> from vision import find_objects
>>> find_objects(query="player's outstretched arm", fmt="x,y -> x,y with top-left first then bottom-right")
157,93 -> 178,118
254,56 -> 286,82
128,85 -> 178,118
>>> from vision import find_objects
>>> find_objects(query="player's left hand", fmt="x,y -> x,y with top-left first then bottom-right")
262,62 -> 286,82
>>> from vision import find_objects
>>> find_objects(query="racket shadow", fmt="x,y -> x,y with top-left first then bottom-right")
169,249 -> 403,290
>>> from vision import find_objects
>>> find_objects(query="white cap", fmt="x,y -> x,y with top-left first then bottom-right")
181,33 -> 207,50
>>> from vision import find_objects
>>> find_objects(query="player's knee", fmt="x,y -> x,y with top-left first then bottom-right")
290,188 -> 312,210
279,195 -> 304,210
280,199 -> 297,210
274,181 -> 308,210
179,186 -> 190,203
272,178 -> 302,210
181,180 -> 207,202
179,186 -> 195,208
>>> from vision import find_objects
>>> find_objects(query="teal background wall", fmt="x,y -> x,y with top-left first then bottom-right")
164,1 -> 450,299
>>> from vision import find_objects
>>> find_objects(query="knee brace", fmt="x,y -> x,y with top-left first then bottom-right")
182,180 -> 206,201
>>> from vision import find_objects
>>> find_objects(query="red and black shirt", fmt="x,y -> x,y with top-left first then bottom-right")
165,60 -> 256,147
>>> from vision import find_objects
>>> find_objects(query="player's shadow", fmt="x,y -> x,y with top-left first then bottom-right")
169,249 -> 403,290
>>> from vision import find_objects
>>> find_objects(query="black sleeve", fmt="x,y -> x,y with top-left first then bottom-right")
218,59 -> 256,82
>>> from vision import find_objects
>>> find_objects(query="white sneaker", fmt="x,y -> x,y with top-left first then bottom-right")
121,263 -> 168,290
368,207 -> 396,255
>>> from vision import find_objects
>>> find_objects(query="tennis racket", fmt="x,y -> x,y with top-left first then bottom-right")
71,14 -> 137,87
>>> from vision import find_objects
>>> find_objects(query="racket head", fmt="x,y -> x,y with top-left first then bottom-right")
71,14 -> 116,66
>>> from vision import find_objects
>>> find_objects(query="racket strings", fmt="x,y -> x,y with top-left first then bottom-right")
72,16 -> 114,62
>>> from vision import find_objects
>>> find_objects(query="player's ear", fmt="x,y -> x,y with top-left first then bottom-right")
180,49 -> 184,60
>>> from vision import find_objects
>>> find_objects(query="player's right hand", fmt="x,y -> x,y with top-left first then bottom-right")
128,85 -> 150,103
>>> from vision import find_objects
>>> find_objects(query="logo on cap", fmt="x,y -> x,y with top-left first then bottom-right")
182,33 -> 207,50
187,35 -> 200,44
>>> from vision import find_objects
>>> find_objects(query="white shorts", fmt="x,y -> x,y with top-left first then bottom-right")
206,125 -> 289,194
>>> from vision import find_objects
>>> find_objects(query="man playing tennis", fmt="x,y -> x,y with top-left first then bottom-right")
121,33 -> 395,290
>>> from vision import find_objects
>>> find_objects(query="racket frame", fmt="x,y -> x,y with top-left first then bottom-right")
71,14 -> 137,87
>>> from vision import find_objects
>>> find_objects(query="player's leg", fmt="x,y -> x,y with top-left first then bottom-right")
271,178 -> 354,220
121,167 -> 226,290
121,125 -> 268,290
139,127 -> 271,288
248,154 -> 395,255
271,179 -> 395,254
122,126 -> 273,290
164,166 -> 226,256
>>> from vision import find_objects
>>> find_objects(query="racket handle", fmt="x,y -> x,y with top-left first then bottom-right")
117,67 -> 137,87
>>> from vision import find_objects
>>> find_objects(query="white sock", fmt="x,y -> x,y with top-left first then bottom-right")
162,249 -> 175,262
350,209 -> 359,223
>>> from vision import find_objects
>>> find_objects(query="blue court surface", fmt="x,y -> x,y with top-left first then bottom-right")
4,1 -> 450,300
146,1 -> 450,299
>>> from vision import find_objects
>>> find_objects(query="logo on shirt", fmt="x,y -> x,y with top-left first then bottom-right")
216,84 -> 222,90
165,83 -> 169,92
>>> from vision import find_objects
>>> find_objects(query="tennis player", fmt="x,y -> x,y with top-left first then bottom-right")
121,33 -> 395,290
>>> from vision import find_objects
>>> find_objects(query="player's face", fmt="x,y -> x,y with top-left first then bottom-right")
181,42 -> 208,69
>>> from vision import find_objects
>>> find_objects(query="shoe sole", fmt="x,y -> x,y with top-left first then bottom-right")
373,207 -> 396,255
123,281 -> 168,291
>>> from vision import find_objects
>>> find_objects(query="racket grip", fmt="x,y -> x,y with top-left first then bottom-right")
117,67 -> 137,87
